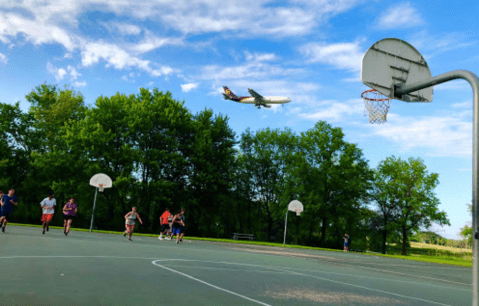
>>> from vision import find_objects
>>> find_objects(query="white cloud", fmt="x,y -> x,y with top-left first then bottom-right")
376,2 -> 424,30
299,98 -> 364,122
47,62 -> 85,83
0,12 -> 77,51
408,30 -> 477,60
181,83 -> 199,92
299,41 -> 363,71
451,101 -> 471,109
369,112 -> 472,158
0,53 -> 7,64
101,22 -> 142,36
244,51 -> 277,62
47,62 -> 67,81
73,81 -> 87,87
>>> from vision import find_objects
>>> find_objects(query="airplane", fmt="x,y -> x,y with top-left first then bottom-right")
222,86 -> 291,109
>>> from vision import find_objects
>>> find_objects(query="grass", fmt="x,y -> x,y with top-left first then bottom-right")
8,223 -> 472,267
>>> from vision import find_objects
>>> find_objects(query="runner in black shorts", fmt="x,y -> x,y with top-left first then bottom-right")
171,208 -> 185,244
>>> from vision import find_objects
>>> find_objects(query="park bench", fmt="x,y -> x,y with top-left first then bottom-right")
230,233 -> 256,241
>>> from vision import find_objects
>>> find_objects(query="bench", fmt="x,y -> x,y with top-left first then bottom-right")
230,233 -> 256,241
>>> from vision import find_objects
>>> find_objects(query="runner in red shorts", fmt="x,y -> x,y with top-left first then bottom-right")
40,191 -> 56,235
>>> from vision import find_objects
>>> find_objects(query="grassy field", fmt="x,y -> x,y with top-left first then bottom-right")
8,223 -> 473,267
386,242 -> 472,265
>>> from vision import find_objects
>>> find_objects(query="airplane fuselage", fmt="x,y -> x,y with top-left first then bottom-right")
222,86 -> 291,108
234,96 -> 291,104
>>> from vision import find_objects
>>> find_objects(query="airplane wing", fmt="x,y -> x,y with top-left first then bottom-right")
248,88 -> 264,101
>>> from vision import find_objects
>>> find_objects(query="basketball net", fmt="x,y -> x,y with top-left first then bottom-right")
295,209 -> 301,216
362,89 -> 391,124
98,184 -> 105,192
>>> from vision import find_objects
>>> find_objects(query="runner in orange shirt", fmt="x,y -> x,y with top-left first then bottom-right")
158,208 -> 172,240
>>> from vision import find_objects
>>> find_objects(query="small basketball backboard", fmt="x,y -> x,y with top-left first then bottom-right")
89,173 -> 112,192
361,38 -> 433,102
288,200 -> 303,216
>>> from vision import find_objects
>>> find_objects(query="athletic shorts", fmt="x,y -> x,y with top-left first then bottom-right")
1,210 -> 11,219
160,224 -> 170,232
126,224 -> 135,230
344,243 -> 349,247
41,214 -> 54,222
171,226 -> 183,235
63,215 -> 74,220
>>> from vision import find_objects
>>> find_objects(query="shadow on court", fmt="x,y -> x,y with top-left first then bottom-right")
0,226 -> 471,306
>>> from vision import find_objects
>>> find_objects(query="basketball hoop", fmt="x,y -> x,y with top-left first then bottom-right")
98,184 -> 105,192
361,89 -> 391,124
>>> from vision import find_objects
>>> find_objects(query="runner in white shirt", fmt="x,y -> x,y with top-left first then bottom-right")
40,191 -> 56,234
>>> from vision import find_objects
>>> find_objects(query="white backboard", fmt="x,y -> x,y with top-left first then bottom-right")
361,38 -> 433,102
288,200 -> 303,212
90,173 -> 112,188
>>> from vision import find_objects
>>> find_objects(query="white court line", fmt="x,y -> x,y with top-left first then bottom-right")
8,228 -> 470,286
289,269 -> 454,306
162,261 -> 471,292
156,259 -> 453,306
0,255 -> 464,304
152,260 -> 271,306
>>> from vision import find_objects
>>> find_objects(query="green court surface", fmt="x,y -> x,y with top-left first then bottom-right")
0,226 -> 472,305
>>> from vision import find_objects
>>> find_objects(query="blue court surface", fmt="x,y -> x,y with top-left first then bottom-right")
0,226 -> 471,305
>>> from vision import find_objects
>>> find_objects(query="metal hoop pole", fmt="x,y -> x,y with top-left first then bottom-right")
283,210 -> 288,247
89,187 -> 98,232
395,70 -> 479,306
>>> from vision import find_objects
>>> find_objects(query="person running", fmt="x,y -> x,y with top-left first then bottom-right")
62,197 -> 77,236
40,191 -> 56,235
123,207 -> 142,241
158,208 -> 172,240
171,208 -> 185,244
343,233 -> 350,252
0,188 -> 18,232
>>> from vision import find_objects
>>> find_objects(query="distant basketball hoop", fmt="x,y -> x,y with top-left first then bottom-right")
89,173 -> 112,232
283,200 -> 304,247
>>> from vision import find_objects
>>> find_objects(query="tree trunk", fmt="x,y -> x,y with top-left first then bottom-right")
319,217 -> 328,247
381,229 -> 388,254
401,225 -> 408,255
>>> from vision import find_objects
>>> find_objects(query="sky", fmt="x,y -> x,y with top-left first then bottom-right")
1,0 -> 478,239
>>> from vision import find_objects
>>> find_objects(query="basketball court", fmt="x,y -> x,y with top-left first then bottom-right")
0,226 -> 471,305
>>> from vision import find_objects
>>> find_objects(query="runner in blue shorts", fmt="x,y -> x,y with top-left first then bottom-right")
1,188 -> 18,233
171,208 -> 185,244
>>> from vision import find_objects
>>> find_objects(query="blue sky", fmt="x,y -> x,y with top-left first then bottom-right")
1,0 -> 478,239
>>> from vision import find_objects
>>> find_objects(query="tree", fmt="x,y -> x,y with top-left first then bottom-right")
373,156 -> 450,255
290,121 -> 372,248
239,127 -> 298,241
460,204 -> 473,248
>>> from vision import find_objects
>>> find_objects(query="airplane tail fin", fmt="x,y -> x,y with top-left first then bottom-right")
223,86 -> 238,100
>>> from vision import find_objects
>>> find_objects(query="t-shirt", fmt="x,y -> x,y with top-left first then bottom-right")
40,197 -> 56,214
63,202 -> 77,216
345,235 -> 350,244
160,211 -> 171,225
1,195 -> 18,213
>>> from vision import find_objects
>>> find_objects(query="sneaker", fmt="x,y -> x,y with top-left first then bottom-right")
128,238 -> 132,242
42,229 -> 45,234
47,226 -> 49,232
2,226 -> 5,233
123,233 -> 127,237
180,239 -> 182,242
167,237 -> 172,241
158,236 -> 163,240
176,240 -> 179,244
64,231 -> 68,236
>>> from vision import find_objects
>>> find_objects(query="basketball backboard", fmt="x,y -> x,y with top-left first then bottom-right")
361,38 -> 433,102
288,200 -> 303,215
90,173 -> 112,192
